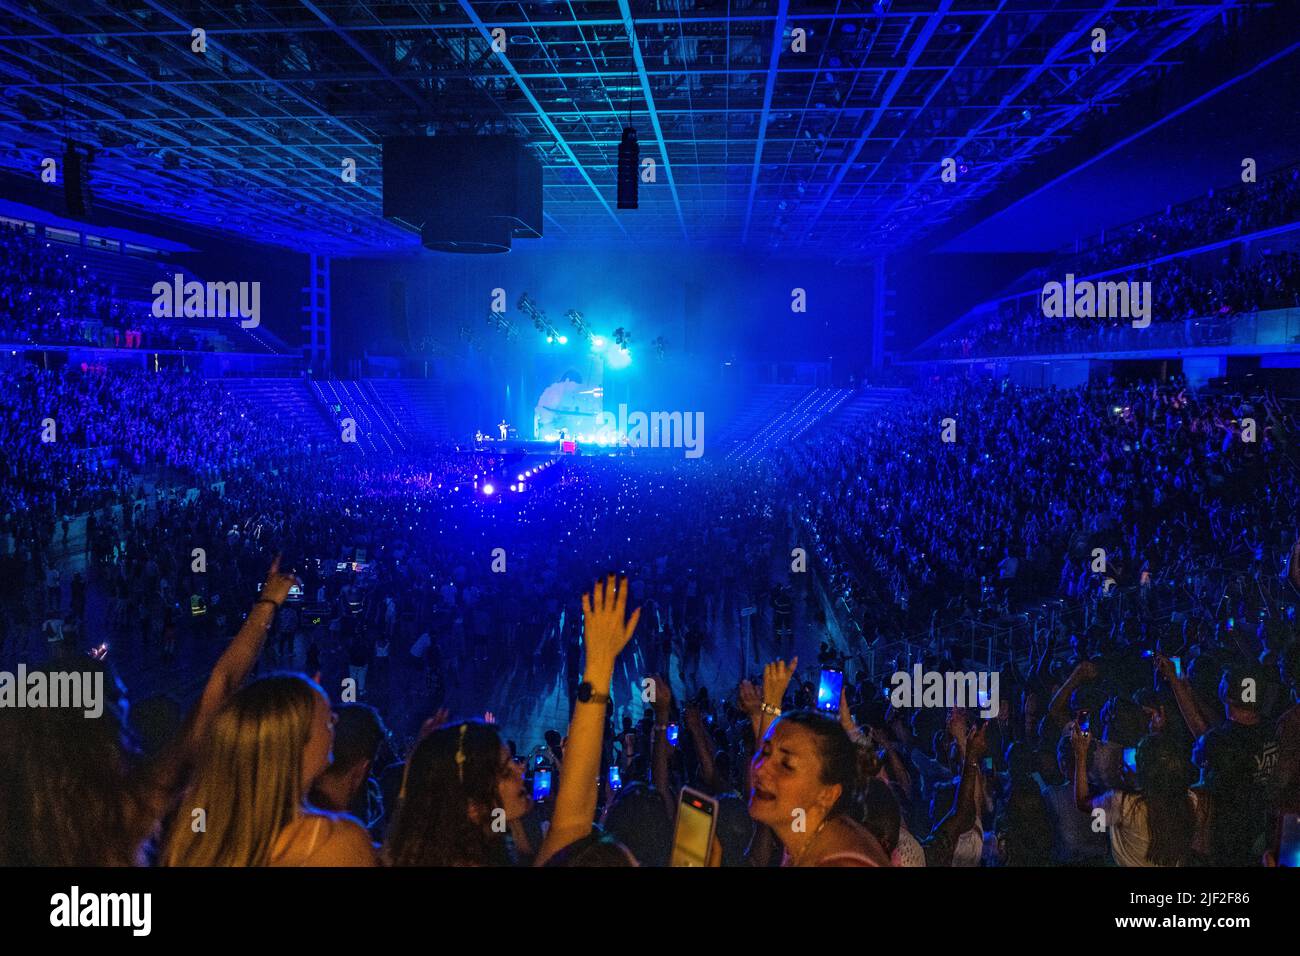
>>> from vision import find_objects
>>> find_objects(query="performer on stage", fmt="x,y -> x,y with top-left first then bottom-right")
498,420 -> 509,440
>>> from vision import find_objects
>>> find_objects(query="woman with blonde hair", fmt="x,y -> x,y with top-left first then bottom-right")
1,556 -> 314,866
162,674 -> 374,866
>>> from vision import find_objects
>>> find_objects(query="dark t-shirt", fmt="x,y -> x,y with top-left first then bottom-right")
1204,720 -> 1281,791
1200,719 -> 1280,856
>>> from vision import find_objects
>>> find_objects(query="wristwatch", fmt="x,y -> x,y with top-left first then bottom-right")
576,681 -> 611,705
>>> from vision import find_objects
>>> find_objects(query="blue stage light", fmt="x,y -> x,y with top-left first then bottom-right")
483,483 -> 495,496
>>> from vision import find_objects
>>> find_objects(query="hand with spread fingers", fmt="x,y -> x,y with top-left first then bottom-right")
761,657 -> 798,712
537,575 -> 641,866
581,574 -> 641,689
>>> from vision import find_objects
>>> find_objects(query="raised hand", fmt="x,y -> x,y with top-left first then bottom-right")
761,656 -> 798,711
536,577 -> 640,867
581,574 -> 641,684
259,554 -> 301,607
1153,653 -> 1181,684
1068,722 -> 1090,760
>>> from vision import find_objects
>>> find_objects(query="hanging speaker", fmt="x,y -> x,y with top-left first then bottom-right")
63,144 -> 93,220
382,136 -> 541,254
617,127 -> 639,210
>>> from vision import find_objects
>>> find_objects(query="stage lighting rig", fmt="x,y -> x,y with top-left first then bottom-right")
517,292 -> 544,330
566,309 -> 591,343
518,292 -> 562,342
651,335 -> 667,360
485,310 -> 518,341
613,327 -> 633,349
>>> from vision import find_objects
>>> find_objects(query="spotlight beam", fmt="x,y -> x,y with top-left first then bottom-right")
742,0 -> 789,244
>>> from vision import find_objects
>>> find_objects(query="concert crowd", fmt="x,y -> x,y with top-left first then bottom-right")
3,351 -> 1299,866
2,194 -> 1300,866
930,161 -> 1300,359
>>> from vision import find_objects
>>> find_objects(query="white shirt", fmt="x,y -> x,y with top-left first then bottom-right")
1096,790 -> 1203,867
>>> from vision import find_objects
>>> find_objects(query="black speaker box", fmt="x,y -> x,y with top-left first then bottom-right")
63,145 -> 93,220
382,136 -> 542,253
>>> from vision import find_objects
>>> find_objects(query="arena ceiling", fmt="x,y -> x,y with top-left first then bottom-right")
0,0 -> 1267,257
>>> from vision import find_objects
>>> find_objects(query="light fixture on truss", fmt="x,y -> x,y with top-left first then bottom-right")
566,309 -> 591,343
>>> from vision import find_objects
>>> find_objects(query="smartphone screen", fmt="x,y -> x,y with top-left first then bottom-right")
817,668 -> 843,713
666,723 -> 679,746
981,756 -> 993,772
532,769 -> 552,802
1078,711 -> 1091,735
608,765 -> 622,791
670,787 -> 718,867
1280,813 -> 1300,868
1171,657 -> 1183,678
1123,747 -> 1138,773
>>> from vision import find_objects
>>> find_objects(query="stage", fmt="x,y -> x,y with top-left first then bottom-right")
461,437 -> 681,457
